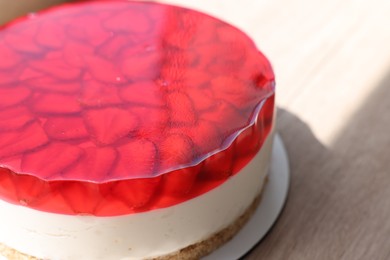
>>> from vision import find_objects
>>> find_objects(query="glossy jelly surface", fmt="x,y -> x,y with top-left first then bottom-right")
0,1 -> 275,216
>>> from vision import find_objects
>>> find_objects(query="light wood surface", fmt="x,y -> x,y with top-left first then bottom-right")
1,1 -> 390,259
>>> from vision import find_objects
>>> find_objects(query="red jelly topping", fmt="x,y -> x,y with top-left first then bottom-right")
0,1 -> 275,216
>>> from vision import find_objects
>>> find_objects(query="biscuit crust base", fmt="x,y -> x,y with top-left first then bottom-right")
0,178 -> 267,260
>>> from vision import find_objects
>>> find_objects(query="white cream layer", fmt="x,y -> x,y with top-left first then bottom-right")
0,134 -> 273,260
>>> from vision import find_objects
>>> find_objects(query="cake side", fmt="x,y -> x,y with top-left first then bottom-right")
0,133 -> 273,260
0,186 -> 266,260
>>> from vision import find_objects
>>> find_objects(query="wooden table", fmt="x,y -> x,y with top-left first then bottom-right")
1,0 -> 390,259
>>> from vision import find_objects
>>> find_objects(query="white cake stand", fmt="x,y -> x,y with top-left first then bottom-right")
203,134 -> 290,260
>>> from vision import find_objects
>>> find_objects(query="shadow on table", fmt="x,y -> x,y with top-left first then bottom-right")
243,107 -> 334,259
246,70 -> 390,260
326,70 -> 390,260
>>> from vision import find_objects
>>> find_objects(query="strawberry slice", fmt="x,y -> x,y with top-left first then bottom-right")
32,93 -> 81,115
59,181 -> 102,214
0,86 -> 31,108
110,177 -> 162,209
44,117 -> 89,141
191,18 -> 216,46
120,49 -> 162,80
84,55 -> 124,84
79,79 -> 122,107
260,95 -> 275,127
129,106 -> 169,140
67,14 -> 112,46
13,174 -> 51,207
62,147 -> 117,182
182,68 -> 210,88
25,182 -> 74,214
209,42 -> 245,64
0,106 -> 34,131
194,44 -> 219,67
36,21 -> 65,49
211,76 -> 262,109
155,80 -> 187,93
163,18 -> 194,49
164,28 -> 194,49
161,165 -> 200,197
94,188 -> 130,216
217,25 -> 242,43
161,49 -> 191,70
0,67 -> 21,86
210,75 -> 245,94
112,139 -> 157,179
159,134 -> 194,170
200,144 -> 235,181
119,81 -> 165,107
0,40 -> 22,69
169,120 -> 221,155
216,27 -> 251,63
0,168 -> 18,202
167,91 -> 197,126
161,49 -> 199,69
0,122 -> 48,159
103,9 -> 151,34
142,2 -> 163,16
234,124 -> 262,158
19,67 -> 45,81
202,101 -> 247,130
84,107 -> 138,145
208,60 -> 244,78
25,74 -> 81,94
63,41 -> 93,68
4,22 -> 42,54
159,65 -> 183,84
160,67 -> 209,88
186,86 -> 216,112
246,53 -> 275,84
21,142 -> 83,179
96,34 -> 132,59
30,57 -> 81,80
